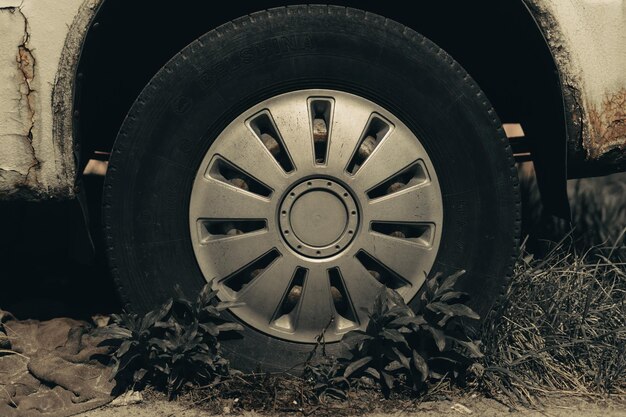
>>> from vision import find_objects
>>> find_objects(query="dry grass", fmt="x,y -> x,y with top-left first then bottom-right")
480,238 -> 626,406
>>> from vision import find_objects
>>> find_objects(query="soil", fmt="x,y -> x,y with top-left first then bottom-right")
77,395 -> 626,417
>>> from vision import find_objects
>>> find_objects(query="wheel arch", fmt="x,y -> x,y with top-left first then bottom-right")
74,0 -> 569,216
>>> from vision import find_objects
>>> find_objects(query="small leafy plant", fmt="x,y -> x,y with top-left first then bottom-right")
338,271 -> 483,396
99,284 -> 243,398
303,355 -> 351,400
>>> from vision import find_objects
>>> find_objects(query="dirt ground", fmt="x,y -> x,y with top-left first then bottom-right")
77,395 -> 626,417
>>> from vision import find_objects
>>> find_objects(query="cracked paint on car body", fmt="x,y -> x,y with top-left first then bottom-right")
0,0 -> 101,200
525,0 -> 626,163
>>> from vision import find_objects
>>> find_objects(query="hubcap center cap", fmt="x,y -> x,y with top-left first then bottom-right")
279,179 -> 359,258
290,191 -> 347,246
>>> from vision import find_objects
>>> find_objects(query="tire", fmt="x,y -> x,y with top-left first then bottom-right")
104,5 -> 520,371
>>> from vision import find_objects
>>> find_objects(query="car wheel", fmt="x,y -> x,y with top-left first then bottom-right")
103,5 -> 520,371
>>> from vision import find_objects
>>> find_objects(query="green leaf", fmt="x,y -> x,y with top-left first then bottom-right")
411,350 -> 428,382
436,270 -> 465,295
425,272 -> 442,299
439,291 -> 467,303
133,368 -> 148,383
386,289 -> 408,308
384,361 -> 404,372
109,360 -> 120,380
392,347 -> 410,370
191,353 -> 215,363
364,367 -> 380,379
449,338 -> 484,358
116,340 -> 133,357
198,284 -> 218,306
373,287 -> 388,315
430,356 -> 460,371
341,330 -> 373,347
156,298 -> 174,320
426,302 -> 480,320
202,306 -> 220,317
381,371 -> 395,390
381,329 -> 408,347
149,337 -> 173,352
98,325 -> 133,340
216,323 -> 244,332
388,316 -> 426,327
424,325 -> 446,351
117,353 -> 141,374
385,306 -> 413,318
173,284 -> 187,300
343,356 -> 372,378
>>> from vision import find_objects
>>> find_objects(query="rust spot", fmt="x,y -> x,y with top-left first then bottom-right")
586,89 -> 626,159
18,46 -> 34,81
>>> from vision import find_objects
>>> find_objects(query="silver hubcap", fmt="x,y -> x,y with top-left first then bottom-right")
189,90 -> 443,343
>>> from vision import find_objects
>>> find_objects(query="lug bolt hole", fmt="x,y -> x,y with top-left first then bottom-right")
282,210 -> 287,215
327,182 -> 332,186
348,230 -> 353,234
343,193 -> 348,197
284,230 -> 289,235
335,245 -> 340,249
316,250 -> 321,255
307,181 -> 312,186
351,210 -> 356,215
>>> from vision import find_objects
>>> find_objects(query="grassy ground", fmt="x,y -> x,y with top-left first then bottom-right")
479,168 -> 626,406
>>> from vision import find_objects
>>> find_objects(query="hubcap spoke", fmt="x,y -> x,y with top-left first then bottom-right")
197,231 -> 276,279
190,178 -> 273,221
269,97 -> 314,170
210,123 -> 288,190
366,183 -> 442,224
326,95 -> 375,173
295,268 -> 335,332
359,232 -> 431,287
336,257 -> 384,324
352,127 -> 427,192
236,256 -> 297,324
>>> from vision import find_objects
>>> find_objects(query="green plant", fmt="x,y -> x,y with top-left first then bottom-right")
99,284 -> 243,398
303,356 -> 351,400
339,271 -> 483,396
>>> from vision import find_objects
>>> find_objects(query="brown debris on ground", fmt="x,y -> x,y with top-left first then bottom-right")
0,311 -> 115,417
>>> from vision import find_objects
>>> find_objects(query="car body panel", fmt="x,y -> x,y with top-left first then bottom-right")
0,0 -> 100,200
526,0 -> 626,169
0,0 -> 623,200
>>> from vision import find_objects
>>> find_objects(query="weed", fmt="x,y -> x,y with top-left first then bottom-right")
98,284 -> 243,398
304,271 -> 482,398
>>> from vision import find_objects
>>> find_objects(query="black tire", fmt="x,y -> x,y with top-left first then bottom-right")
104,5 -> 520,371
